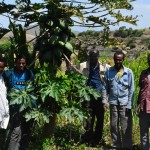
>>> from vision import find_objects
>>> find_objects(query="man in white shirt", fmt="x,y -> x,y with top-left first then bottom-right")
0,57 -> 9,150
0,57 -> 9,128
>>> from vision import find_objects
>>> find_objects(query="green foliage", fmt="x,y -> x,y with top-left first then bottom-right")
8,67 -> 101,126
37,69 -> 101,124
8,81 -> 37,112
140,37 -> 150,45
0,1 -> 142,148
0,2 -> 15,13
114,26 -> 143,38
77,46 -> 88,63
25,106 -> 51,126
0,0 -> 138,60
8,20 -> 35,67
0,43 -> 11,54
124,51 -> 149,105
127,38 -> 136,49
123,52 -> 148,146
78,31 -> 100,37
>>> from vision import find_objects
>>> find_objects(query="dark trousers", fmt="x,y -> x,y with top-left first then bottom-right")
0,129 -> 7,150
82,96 -> 104,143
139,111 -> 150,150
6,108 -> 32,150
110,105 -> 132,149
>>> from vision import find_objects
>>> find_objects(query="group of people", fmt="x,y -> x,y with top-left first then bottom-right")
77,49 -> 150,150
0,54 -> 34,150
0,50 -> 150,150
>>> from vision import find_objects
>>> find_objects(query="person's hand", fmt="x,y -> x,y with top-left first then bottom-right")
126,108 -> 131,113
103,103 -> 109,111
135,104 -> 140,116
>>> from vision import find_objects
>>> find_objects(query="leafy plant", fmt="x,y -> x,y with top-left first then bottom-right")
8,81 -> 37,112
37,69 -> 101,124
8,68 -> 101,126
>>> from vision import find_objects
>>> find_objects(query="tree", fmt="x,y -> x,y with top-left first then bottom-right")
0,0 -> 137,47
0,0 -> 138,127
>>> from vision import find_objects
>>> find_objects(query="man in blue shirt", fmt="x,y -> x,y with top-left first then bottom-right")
3,54 -> 34,150
78,49 -> 110,146
104,51 -> 134,149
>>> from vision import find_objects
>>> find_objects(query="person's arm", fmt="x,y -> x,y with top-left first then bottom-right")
2,70 -> 11,90
126,69 -> 134,109
102,70 -> 109,104
30,70 -> 35,81
101,70 -> 110,111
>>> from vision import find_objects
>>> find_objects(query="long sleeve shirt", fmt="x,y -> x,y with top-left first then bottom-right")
138,69 -> 150,113
87,66 -> 104,91
0,75 -> 9,129
104,66 -> 134,109
77,61 -> 110,103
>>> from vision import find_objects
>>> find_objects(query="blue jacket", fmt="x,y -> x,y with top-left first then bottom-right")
2,67 -> 34,92
104,66 -> 134,109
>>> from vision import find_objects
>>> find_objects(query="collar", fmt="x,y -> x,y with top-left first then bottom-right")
86,61 -> 101,68
110,65 -> 128,74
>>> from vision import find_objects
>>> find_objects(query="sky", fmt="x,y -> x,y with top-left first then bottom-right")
0,0 -> 150,32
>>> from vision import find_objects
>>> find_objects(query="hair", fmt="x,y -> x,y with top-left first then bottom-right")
88,49 -> 99,57
114,51 -> 125,59
0,57 -> 7,66
15,54 -> 26,63
0,57 -> 6,63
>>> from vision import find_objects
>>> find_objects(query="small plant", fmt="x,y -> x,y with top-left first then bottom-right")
8,67 -> 101,127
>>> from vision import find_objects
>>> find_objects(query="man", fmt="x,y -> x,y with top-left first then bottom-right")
3,54 -> 34,150
0,57 -> 9,129
136,54 -> 150,150
104,51 -> 134,149
77,49 -> 110,146
0,57 -> 9,150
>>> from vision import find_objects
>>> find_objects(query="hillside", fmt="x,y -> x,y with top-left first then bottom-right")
1,27 -> 150,59
73,27 -> 150,53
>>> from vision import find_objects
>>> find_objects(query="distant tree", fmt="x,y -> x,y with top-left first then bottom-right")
131,29 -> 143,37
121,30 -> 128,38
114,26 -> 143,38
127,38 -> 136,49
128,28 -> 133,36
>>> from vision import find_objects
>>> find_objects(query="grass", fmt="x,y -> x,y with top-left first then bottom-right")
28,111 -> 141,150
0,37 -> 10,44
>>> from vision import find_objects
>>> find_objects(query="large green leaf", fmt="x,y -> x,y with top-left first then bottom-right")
8,81 -> 37,112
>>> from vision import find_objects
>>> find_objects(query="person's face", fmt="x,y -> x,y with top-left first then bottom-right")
89,52 -> 99,66
0,62 -> 5,74
16,58 -> 26,71
114,54 -> 124,70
